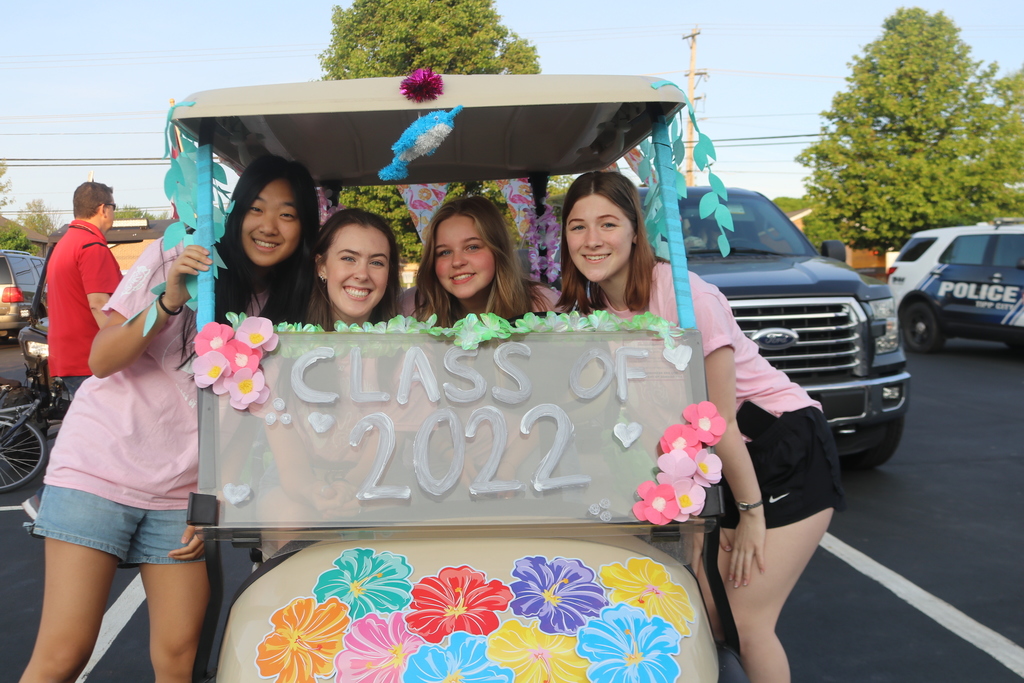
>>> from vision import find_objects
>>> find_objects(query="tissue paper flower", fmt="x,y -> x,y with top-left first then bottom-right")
683,401 -> 726,446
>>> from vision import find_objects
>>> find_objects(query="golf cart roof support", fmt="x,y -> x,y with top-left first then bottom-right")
196,118 -> 216,329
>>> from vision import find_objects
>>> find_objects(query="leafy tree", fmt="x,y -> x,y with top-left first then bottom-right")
798,9 -> 1024,251
21,199 -> 62,236
0,225 -> 35,253
320,0 -> 541,261
114,204 -> 166,221
0,160 -> 11,212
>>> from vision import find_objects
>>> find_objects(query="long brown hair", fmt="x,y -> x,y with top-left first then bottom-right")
305,208 -> 401,329
415,196 -> 550,326
556,171 -> 657,314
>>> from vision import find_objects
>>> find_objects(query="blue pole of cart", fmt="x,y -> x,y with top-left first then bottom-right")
651,115 -> 695,329
195,142 -> 215,329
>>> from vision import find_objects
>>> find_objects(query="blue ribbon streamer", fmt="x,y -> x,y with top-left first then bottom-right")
196,143 -> 215,329
651,117 -> 695,330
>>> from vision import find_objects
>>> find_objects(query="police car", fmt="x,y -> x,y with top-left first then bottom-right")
888,221 -> 1024,352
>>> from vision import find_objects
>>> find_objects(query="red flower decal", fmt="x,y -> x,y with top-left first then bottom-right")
406,566 -> 512,643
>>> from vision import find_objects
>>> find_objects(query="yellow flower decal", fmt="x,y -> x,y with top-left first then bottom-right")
486,619 -> 589,683
599,558 -> 696,636
255,596 -> 351,683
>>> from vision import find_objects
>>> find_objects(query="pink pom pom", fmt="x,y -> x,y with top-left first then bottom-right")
400,68 -> 444,103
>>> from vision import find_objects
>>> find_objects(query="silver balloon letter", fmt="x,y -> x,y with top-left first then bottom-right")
397,345 -> 441,405
491,342 -> 532,405
291,347 -> 339,404
443,347 -> 487,403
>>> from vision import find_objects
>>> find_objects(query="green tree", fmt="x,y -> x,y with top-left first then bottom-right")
0,160 -> 11,212
771,196 -> 841,247
0,225 -> 35,253
114,204 -> 166,221
320,0 -> 541,261
21,198 -> 62,236
798,9 -> 1024,251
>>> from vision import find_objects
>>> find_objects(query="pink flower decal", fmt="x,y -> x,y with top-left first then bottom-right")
224,368 -> 270,410
683,401 -> 726,446
235,316 -> 278,352
632,481 -> 680,525
406,566 -> 513,643
195,322 -> 235,356
222,339 -> 262,374
671,479 -> 707,522
655,450 -> 697,488
193,351 -> 230,389
659,424 -> 701,456
692,449 -> 723,487
334,612 -> 425,683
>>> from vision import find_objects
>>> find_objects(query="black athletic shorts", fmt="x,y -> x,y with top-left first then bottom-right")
720,406 -> 846,529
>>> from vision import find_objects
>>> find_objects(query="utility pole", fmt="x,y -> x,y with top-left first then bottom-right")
681,27 -> 706,186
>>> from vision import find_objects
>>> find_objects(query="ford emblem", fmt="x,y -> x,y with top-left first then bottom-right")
751,327 -> 799,351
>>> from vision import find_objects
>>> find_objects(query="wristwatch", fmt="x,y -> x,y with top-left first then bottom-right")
736,499 -> 764,511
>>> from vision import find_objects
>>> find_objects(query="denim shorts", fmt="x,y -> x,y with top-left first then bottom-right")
29,485 -> 203,566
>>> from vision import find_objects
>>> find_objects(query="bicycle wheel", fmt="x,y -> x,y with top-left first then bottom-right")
0,421 -> 48,493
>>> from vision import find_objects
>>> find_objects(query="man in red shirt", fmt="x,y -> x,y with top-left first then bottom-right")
47,182 -> 123,396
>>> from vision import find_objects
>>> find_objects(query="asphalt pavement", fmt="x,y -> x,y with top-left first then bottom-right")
1,339 -> 1021,682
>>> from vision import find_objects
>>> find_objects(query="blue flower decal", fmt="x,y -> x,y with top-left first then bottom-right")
404,632 -> 514,683
312,548 -> 413,619
509,556 -> 607,635
575,603 -> 681,683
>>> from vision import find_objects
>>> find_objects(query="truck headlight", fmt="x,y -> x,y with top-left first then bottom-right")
869,298 -> 899,354
27,341 -> 49,358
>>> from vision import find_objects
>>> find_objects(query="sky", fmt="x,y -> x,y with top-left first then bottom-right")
1,0 -> 1022,226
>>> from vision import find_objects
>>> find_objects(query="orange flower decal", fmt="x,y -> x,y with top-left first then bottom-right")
255,596 -> 351,683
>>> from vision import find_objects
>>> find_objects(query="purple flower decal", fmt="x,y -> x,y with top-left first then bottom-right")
509,556 -> 607,635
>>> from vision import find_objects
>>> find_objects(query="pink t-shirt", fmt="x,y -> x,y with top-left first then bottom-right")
44,241 -> 262,510
605,262 -> 818,417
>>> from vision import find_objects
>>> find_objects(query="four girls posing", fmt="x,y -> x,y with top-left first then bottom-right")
22,156 -> 838,683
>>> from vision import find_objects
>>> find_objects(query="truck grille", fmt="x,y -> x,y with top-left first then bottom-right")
729,299 -> 865,378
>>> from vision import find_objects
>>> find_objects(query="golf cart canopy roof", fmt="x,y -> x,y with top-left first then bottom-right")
173,74 -> 685,185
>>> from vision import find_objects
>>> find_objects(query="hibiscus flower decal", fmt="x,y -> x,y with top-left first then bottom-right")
406,566 -> 512,643
333,612 -> 424,683
404,632 -> 513,683
313,548 -> 413,619
599,558 -> 696,637
575,603 -> 681,683
255,596 -> 350,683
508,556 -> 607,635
486,619 -> 589,683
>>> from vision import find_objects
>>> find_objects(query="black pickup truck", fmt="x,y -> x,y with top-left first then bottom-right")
676,187 -> 910,469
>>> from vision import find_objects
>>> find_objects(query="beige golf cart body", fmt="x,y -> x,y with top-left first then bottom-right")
173,75 -> 738,682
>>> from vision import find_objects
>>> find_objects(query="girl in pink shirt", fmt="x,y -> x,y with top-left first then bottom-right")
22,155 -> 321,683
405,196 -> 558,325
558,171 -> 844,683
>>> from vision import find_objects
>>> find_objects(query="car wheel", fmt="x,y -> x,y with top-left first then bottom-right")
840,417 -> 904,470
901,302 -> 945,353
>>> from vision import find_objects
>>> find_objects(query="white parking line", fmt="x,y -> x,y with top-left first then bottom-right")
821,533 -> 1024,677
0,505 -> 25,512
75,575 -> 146,682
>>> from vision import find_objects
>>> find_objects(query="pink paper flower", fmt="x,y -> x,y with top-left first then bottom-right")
659,424 -> 701,456
683,401 -> 727,446
692,449 -> 723,487
334,612 -> 425,683
224,368 -> 270,410
193,351 -> 231,389
195,322 -> 235,356
222,339 -> 262,374
632,481 -> 680,525
656,449 -> 697,488
235,316 -> 278,352
671,479 -> 707,522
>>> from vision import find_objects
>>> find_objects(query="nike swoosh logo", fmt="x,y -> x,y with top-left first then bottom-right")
769,493 -> 790,504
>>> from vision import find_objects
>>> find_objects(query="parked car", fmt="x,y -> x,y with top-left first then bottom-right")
674,187 -> 910,470
887,222 -> 1024,353
0,250 -> 45,342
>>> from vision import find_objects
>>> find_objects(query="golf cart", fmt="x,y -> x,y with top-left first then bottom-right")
173,74 -> 747,682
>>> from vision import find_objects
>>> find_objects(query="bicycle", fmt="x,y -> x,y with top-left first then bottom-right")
0,383 -> 49,493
